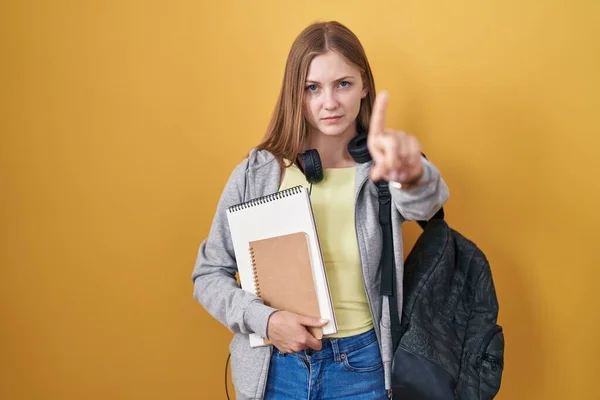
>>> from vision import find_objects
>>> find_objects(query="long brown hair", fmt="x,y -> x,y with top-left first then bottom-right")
256,21 -> 376,167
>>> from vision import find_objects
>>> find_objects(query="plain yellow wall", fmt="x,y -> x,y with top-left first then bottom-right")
1,0 -> 599,399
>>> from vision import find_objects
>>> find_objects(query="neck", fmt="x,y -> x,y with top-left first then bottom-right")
303,124 -> 357,169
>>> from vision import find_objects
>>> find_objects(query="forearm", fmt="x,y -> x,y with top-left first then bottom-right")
192,243 -> 278,338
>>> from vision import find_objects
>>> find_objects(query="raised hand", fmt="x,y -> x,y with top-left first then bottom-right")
367,91 -> 424,185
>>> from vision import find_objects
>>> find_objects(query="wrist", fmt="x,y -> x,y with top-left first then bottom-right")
390,168 -> 423,190
390,161 -> 433,191
266,310 -> 280,339
245,301 -> 278,339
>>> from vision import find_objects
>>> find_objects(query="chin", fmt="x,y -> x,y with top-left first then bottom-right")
317,121 -> 354,137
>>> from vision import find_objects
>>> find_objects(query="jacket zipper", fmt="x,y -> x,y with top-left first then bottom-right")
354,176 -> 395,400
354,174 -> 392,400
354,175 -> 377,337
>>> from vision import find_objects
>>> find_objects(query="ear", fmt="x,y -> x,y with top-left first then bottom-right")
361,87 -> 368,98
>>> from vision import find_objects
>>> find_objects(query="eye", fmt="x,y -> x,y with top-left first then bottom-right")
339,81 -> 351,88
306,84 -> 318,91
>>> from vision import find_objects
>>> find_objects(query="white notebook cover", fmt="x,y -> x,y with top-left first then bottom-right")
225,185 -> 337,347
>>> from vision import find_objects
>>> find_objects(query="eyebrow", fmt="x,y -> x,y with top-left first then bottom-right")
305,76 -> 356,84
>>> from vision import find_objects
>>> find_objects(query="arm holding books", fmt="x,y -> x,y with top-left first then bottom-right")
192,160 -> 278,339
192,160 -> 327,351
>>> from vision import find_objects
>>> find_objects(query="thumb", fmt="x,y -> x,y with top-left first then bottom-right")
299,315 -> 329,327
370,164 -> 385,181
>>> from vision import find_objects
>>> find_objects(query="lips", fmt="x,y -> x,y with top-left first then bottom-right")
321,115 -> 343,122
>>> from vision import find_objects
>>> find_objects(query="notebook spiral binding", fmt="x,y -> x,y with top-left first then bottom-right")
249,247 -> 261,297
227,185 -> 303,213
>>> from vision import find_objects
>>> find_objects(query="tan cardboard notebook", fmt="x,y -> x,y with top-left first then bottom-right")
250,232 -> 323,340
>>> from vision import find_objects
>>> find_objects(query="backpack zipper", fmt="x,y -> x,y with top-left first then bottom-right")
478,325 -> 502,356
458,325 -> 503,399
475,325 -> 503,369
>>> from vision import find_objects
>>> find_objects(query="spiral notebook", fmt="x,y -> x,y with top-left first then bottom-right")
249,232 -> 323,340
226,185 -> 337,347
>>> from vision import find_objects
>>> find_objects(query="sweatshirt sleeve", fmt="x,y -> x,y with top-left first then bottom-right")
191,159 -> 278,338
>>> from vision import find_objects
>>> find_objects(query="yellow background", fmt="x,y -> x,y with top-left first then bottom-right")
1,0 -> 599,399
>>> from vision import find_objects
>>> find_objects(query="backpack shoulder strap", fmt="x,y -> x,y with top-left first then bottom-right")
377,152 -> 445,349
376,180 -> 403,350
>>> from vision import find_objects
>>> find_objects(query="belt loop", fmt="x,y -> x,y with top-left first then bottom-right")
331,338 -> 341,363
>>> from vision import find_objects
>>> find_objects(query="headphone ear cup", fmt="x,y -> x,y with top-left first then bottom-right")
347,131 -> 371,163
300,149 -> 323,183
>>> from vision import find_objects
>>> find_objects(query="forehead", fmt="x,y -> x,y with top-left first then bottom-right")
306,51 -> 361,82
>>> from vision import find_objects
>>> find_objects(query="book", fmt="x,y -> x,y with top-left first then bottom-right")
249,232 -> 323,340
226,185 -> 337,347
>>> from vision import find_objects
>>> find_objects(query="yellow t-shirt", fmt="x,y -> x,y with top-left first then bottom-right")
279,163 -> 374,338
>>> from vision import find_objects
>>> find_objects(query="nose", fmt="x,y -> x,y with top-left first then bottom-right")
322,89 -> 339,111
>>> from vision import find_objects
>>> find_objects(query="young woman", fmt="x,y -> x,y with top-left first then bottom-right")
192,21 -> 449,399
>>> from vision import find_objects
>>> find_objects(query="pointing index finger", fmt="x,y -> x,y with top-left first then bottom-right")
369,90 -> 389,135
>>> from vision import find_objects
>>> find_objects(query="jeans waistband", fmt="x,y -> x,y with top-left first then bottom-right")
280,328 -> 378,361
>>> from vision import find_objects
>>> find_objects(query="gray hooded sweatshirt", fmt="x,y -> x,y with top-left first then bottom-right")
192,148 -> 449,399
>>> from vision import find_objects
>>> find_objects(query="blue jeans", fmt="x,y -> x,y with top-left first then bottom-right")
264,328 -> 388,399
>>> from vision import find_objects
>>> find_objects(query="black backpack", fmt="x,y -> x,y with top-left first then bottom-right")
377,181 -> 504,400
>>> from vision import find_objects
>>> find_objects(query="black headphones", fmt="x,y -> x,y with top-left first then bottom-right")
296,129 -> 445,225
297,131 -> 370,183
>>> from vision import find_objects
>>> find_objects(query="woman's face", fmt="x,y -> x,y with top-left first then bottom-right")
303,50 -> 367,139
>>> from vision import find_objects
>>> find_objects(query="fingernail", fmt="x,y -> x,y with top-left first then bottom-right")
319,319 -> 329,323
